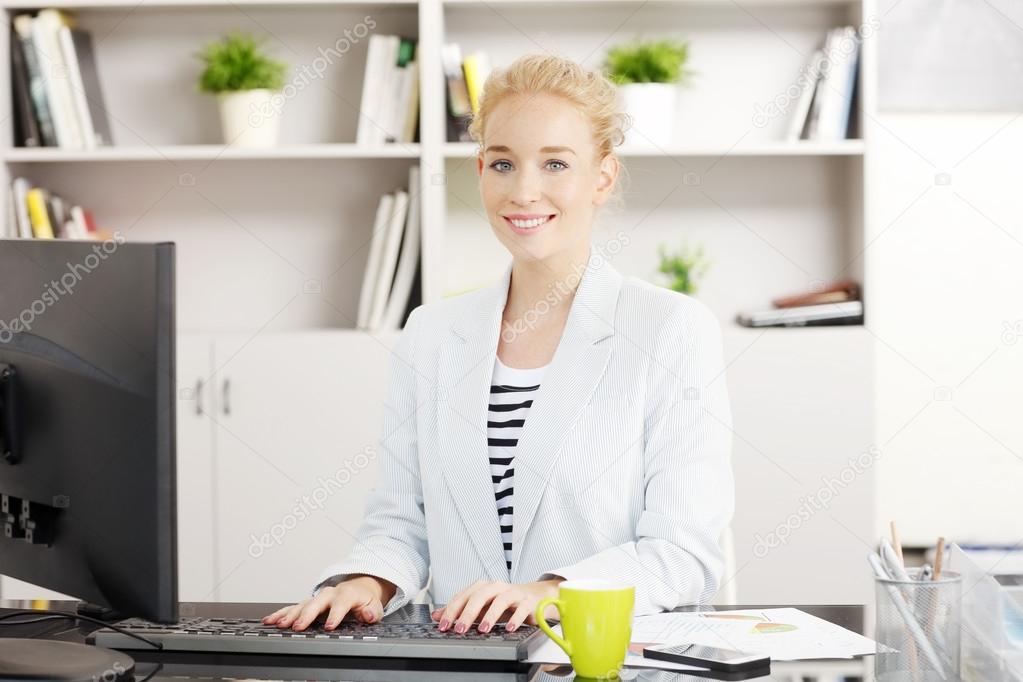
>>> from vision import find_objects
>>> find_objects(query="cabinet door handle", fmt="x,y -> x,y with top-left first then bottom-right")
222,378 -> 231,416
195,378 -> 204,416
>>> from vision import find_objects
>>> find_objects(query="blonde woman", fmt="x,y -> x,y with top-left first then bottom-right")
264,54 -> 734,636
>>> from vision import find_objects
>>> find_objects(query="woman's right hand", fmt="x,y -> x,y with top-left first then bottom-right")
261,575 -> 396,631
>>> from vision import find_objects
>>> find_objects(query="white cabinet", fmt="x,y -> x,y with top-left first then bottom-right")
176,331 -> 397,603
175,334 -> 217,602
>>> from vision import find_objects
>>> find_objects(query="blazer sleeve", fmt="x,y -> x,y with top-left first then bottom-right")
313,306 -> 431,616
537,299 -> 735,614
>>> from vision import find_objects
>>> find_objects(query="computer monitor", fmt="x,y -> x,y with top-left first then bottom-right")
0,238 -> 177,624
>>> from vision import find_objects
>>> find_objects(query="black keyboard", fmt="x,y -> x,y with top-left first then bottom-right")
88,612 -> 546,662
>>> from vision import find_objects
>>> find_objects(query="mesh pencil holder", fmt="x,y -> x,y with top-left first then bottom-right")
875,568 -> 962,682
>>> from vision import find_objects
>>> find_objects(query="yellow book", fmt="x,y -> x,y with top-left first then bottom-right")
463,54 -> 484,115
26,188 -> 55,239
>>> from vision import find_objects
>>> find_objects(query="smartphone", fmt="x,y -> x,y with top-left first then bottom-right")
642,643 -> 769,672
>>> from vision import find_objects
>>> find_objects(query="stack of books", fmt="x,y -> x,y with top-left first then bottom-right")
736,279 -> 863,327
356,35 -> 419,145
787,26 -> 861,142
9,9 -> 112,149
4,177 -> 102,239
442,44 -> 490,143
357,166 -> 422,332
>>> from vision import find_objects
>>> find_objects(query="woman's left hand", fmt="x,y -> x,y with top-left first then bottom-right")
431,578 -> 564,633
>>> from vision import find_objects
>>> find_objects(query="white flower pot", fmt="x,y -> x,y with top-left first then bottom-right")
618,83 -> 677,149
217,89 -> 282,148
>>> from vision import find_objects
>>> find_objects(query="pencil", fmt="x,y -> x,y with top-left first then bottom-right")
890,520 -> 904,564
933,536 -> 945,581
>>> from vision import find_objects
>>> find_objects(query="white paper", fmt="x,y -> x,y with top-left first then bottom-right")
526,608 -> 880,671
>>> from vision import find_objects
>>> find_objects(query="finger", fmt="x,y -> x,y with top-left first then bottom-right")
276,603 -> 306,628
262,605 -> 293,624
292,591 -> 334,631
438,582 -> 484,630
455,583 -> 507,634
356,600 -> 384,623
324,594 -> 358,630
505,600 -> 534,631
479,591 -> 521,633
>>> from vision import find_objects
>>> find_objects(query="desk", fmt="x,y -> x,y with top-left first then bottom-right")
0,601 -> 870,681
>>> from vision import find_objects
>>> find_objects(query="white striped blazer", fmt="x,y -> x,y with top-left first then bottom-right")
318,243 -> 735,616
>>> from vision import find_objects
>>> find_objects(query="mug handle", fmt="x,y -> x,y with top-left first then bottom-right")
534,597 -> 572,657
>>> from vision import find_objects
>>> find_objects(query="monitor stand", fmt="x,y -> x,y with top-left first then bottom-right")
0,639 -> 134,681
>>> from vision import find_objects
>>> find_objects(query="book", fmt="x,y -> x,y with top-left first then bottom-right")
442,43 -> 472,142
64,27 -> 112,147
357,193 -> 396,328
366,189 -> 409,330
462,51 -> 490,116
381,166 -> 421,331
58,26 -> 96,149
382,38 -> 417,143
33,9 -> 84,149
772,279 -> 859,308
401,59 -> 420,144
5,186 -> 17,238
786,49 -> 824,142
13,15 -> 58,147
12,178 -> 34,238
815,26 -> 859,140
357,34 -> 388,145
10,25 -> 41,147
736,300 -> 863,328
25,188 -> 55,239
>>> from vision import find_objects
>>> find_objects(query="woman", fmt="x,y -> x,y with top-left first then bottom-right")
264,54 -> 734,636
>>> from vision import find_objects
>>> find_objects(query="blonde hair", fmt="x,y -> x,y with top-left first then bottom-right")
468,54 -> 630,206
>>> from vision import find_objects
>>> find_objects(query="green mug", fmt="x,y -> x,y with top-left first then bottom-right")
534,579 -> 635,679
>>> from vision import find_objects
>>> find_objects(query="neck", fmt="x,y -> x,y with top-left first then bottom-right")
504,243 -> 592,326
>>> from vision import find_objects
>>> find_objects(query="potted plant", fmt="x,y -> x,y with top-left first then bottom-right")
605,39 -> 692,148
197,32 -> 288,147
657,241 -> 711,296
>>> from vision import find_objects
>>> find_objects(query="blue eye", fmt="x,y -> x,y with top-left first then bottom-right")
490,160 -> 513,172
547,160 -> 568,171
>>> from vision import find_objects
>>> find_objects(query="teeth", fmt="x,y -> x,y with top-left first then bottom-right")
509,216 -> 551,228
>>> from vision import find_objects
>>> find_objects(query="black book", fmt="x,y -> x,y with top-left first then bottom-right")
13,15 -> 58,147
10,26 -> 40,147
70,28 -> 113,146
400,255 -> 422,329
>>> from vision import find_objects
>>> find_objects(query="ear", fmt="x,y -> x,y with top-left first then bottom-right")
592,154 -> 620,207
476,152 -> 484,178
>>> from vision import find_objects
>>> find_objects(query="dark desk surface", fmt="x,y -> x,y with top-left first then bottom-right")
0,600 -> 870,681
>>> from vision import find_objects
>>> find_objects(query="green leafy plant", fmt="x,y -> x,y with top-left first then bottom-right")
657,242 -> 711,295
197,32 -> 288,94
604,39 -> 692,85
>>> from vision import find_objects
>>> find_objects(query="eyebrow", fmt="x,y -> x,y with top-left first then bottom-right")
484,145 -> 577,155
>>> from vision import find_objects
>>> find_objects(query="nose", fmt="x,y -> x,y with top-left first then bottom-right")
510,167 -> 541,205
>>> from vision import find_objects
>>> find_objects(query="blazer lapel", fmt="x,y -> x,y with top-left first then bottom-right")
437,264 -> 513,582
437,245 -> 625,582
510,248 -> 622,572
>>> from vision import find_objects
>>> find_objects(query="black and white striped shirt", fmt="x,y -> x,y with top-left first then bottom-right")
488,356 -> 550,571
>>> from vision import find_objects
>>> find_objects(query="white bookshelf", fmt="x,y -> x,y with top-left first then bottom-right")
0,0 -> 879,605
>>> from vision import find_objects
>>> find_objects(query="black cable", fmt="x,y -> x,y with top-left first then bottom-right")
0,610 -> 162,649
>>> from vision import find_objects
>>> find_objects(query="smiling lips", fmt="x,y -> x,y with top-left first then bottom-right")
503,214 -> 555,232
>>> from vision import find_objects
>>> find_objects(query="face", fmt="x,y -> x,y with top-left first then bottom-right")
476,93 -> 619,263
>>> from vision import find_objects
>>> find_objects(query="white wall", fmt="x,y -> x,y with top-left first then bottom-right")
867,112 -> 1023,546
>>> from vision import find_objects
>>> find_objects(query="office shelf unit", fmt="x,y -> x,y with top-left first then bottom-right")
0,0 -> 878,605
